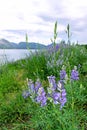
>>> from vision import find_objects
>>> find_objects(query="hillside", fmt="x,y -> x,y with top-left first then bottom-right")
0,44 -> 87,129
18,42 -> 46,49
0,39 -> 17,49
0,39 -> 46,49
0,39 -> 87,49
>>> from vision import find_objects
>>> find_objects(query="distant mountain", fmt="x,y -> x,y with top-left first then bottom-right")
1,38 -> 86,50
0,39 -> 46,49
0,39 -> 17,49
18,42 -> 46,49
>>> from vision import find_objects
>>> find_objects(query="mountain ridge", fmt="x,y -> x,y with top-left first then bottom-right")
0,39 -> 47,49
0,38 -> 86,49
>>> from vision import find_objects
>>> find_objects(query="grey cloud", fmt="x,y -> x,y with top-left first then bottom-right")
4,30 -> 26,35
3,29 -> 52,40
38,13 -> 56,22
3,30 -> 37,37
2,0 -> 87,45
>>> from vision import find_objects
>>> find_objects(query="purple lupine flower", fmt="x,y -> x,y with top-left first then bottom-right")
30,83 -> 35,92
59,89 -> 67,109
57,80 -> 64,91
28,79 -> 35,93
41,96 -> 47,107
52,92 -> 60,100
60,70 -> 66,80
71,69 -> 79,80
48,44 -> 59,54
52,92 -> 60,104
36,87 -> 47,107
55,44 -> 60,52
52,88 -> 67,108
26,79 -> 38,102
60,97 -> 67,109
61,89 -> 66,97
47,76 -> 57,91
35,79 -> 42,92
22,91 -> 30,99
23,76 -> 67,109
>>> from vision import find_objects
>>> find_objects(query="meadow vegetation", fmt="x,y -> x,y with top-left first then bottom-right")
0,22 -> 87,130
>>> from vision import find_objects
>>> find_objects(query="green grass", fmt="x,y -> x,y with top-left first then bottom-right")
0,45 -> 87,130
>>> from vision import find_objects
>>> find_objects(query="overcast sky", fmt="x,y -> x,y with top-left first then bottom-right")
0,0 -> 87,45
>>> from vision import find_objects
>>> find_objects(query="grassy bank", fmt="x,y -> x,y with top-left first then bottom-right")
0,44 -> 87,130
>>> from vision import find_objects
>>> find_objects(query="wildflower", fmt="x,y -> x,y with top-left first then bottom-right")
22,91 -> 30,99
52,88 -> 67,109
57,80 -> 64,91
27,79 -> 37,101
35,79 -> 42,92
59,89 -> 67,109
55,44 -> 60,52
47,75 -> 57,91
61,89 -> 66,97
28,79 -> 35,93
23,76 -> 67,109
57,81 -> 67,109
52,92 -> 60,104
60,70 -> 66,80
71,69 -> 79,80
48,44 -> 59,54
36,87 -> 47,107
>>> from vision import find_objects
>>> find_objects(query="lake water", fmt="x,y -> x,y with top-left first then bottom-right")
0,49 -> 35,64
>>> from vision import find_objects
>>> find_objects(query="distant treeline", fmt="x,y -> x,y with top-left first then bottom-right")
81,44 -> 87,49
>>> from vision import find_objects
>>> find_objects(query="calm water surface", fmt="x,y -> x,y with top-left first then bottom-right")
0,49 -> 35,64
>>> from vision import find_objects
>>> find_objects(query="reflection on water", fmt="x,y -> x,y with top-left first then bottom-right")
0,49 -> 35,64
